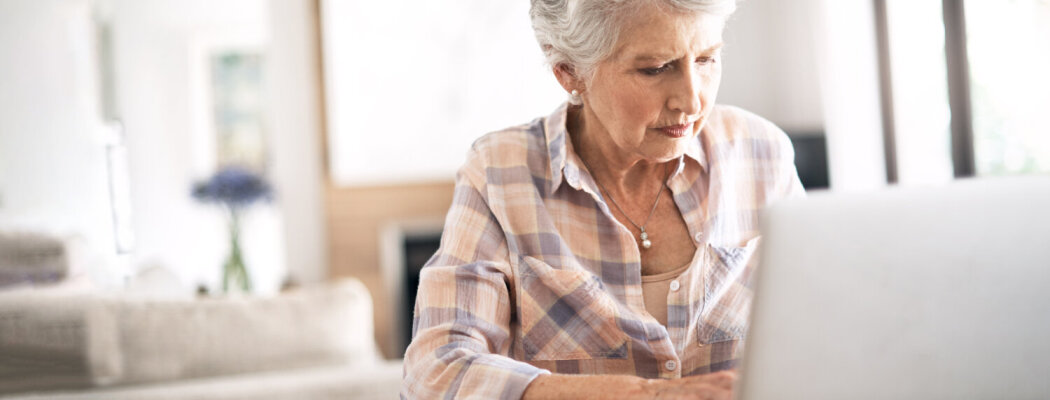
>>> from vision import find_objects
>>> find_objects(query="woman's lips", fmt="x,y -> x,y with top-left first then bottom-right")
657,123 -> 692,138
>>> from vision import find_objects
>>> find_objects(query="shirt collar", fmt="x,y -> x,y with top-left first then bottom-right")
543,102 -> 709,194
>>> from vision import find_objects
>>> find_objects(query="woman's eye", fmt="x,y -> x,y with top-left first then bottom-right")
640,64 -> 672,76
697,56 -> 717,65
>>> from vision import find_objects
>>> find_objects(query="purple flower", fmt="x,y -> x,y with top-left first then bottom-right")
192,166 -> 273,210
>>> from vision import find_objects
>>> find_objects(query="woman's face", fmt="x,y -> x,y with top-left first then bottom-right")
581,7 -> 725,163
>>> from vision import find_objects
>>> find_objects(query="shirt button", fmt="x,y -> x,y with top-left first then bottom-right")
669,280 -> 681,292
664,360 -> 678,371
694,233 -> 703,241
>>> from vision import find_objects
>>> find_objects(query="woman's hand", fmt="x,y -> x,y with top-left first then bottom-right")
522,371 -> 737,400
641,370 -> 737,400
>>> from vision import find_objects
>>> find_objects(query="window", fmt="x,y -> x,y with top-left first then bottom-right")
880,0 -> 1050,180
965,0 -> 1050,175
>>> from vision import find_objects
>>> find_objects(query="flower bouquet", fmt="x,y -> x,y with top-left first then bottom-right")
192,166 -> 272,293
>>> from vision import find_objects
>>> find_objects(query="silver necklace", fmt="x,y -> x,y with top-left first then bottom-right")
596,179 -> 663,249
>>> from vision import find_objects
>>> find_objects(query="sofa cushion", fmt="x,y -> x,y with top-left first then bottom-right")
0,279 -> 379,393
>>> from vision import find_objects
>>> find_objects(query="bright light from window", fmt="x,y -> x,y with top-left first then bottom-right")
966,0 -> 1050,175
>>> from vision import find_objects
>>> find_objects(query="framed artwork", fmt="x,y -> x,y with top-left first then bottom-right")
210,51 -> 267,172
188,30 -> 268,176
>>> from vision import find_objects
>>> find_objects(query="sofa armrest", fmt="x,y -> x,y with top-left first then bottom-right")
0,279 -> 381,394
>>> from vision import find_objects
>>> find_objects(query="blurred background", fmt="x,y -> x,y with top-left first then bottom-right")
0,0 -> 1047,395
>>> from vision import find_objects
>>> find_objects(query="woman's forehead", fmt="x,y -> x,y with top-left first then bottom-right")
610,7 -> 726,62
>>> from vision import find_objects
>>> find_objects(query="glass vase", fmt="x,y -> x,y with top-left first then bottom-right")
222,213 -> 252,294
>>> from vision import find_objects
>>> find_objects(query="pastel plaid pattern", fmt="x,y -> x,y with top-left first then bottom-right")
402,103 -> 805,399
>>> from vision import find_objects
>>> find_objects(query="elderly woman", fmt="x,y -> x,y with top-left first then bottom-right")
403,0 -> 804,398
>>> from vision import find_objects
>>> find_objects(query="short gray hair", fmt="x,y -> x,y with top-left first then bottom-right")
530,0 -> 736,102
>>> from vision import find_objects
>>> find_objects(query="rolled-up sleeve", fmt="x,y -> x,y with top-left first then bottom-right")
401,149 -> 549,399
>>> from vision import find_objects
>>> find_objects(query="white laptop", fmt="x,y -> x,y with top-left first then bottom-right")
739,176 -> 1050,400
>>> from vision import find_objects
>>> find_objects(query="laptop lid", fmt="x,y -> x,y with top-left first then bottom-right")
738,176 -> 1050,400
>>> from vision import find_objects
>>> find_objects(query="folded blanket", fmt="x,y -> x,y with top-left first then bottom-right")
0,232 -> 69,287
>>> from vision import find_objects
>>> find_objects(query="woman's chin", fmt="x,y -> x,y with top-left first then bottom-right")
644,144 -> 690,164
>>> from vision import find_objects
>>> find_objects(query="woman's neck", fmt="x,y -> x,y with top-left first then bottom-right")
568,105 -> 670,198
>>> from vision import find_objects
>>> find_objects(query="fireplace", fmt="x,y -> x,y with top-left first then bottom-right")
379,219 -> 443,358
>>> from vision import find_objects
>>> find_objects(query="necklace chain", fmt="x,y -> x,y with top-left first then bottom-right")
596,179 -> 664,249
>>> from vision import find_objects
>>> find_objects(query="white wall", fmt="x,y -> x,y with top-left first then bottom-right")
721,0 -> 825,134
0,0 -> 122,281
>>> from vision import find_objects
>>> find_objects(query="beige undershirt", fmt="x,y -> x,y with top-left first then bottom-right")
641,261 -> 693,326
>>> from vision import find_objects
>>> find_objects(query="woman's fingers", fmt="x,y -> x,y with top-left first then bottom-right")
682,370 -> 736,390
707,370 -> 737,390
652,371 -> 737,400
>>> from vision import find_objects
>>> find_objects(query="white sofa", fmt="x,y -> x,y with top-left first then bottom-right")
0,279 -> 402,400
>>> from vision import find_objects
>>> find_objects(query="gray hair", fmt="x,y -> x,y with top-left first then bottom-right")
529,0 -> 737,103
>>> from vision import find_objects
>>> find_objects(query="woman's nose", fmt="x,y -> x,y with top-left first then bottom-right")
668,66 -> 704,116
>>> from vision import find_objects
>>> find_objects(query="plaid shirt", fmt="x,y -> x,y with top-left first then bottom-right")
402,103 -> 805,399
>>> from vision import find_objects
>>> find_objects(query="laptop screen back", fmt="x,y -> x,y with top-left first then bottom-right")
739,177 -> 1050,400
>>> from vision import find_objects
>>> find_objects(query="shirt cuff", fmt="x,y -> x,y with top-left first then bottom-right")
474,353 -> 551,400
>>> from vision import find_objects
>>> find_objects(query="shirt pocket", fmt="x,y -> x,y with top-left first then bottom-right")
698,236 -> 760,345
516,255 -> 629,361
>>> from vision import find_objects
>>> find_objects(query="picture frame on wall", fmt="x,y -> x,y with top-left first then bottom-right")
188,30 -> 269,177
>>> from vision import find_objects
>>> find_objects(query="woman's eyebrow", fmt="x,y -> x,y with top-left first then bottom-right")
700,43 -> 725,54
632,54 -> 674,63
631,43 -> 725,62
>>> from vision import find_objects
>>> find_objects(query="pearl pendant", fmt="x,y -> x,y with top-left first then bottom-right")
640,230 -> 651,249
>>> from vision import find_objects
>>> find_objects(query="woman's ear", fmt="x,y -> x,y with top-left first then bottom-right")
553,63 -> 583,94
